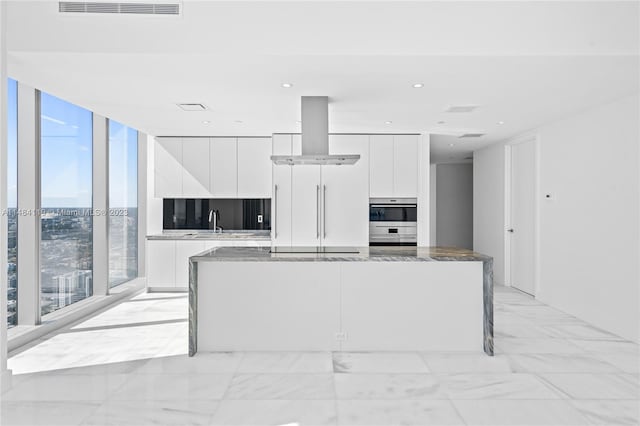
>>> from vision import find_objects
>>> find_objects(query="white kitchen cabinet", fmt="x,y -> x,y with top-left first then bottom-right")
393,135 -> 419,197
272,134 -> 293,246
210,137 -> 237,197
154,137 -> 183,197
181,137 -> 210,197
237,137 -> 272,198
291,166 -> 322,246
369,135 -> 394,197
369,134 -> 419,198
146,240 -> 176,289
322,135 -> 370,246
175,241 -> 206,289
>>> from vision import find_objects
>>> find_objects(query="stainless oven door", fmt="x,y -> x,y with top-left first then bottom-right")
369,221 -> 417,246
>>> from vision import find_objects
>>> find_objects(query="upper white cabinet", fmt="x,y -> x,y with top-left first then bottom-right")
237,138 -> 272,198
155,137 -> 183,197
210,137 -> 238,197
182,138 -> 210,197
369,134 -> 419,198
154,136 -> 272,199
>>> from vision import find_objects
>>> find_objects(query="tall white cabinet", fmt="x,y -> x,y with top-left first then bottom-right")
369,134 -> 419,197
272,134 -> 370,247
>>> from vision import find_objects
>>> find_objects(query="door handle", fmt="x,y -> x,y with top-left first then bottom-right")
274,184 -> 278,238
323,185 -> 327,239
316,185 -> 320,239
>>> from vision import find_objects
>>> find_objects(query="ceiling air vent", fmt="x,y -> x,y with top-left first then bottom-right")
59,2 -> 180,15
177,103 -> 208,111
458,133 -> 486,138
445,105 -> 480,113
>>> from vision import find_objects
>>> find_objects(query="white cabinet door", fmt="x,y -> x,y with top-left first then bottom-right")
369,135 -> 394,197
182,137 -> 210,197
272,135 -> 293,246
393,135 -> 418,197
146,240 -> 176,288
210,138 -> 237,197
238,137 -> 272,198
291,166 -> 321,246
175,241 -> 205,289
154,137 -> 182,197
322,135 -> 370,246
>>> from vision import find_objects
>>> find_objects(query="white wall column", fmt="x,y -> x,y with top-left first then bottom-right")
0,0 -> 10,392
137,132 -> 147,278
417,133 -> 430,246
16,84 -> 40,326
93,115 -> 108,296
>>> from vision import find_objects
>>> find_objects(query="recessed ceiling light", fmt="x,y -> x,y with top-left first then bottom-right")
449,143 -> 455,147
202,120 -> 211,124
177,103 -> 208,111
497,121 -> 505,125
385,121 -> 393,125
437,121 -> 446,124
235,120 -> 243,124
281,83 -> 293,88
412,83 -> 424,88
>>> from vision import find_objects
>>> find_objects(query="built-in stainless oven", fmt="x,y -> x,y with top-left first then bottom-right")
369,198 -> 417,246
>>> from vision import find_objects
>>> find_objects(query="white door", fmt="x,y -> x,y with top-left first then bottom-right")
369,135 -> 394,197
238,137 -> 272,198
154,137 -> 182,197
322,135 -> 370,246
291,166 -> 321,246
393,135 -> 418,197
210,138 -> 237,197
510,138 -> 536,295
181,137 -> 210,197
272,135 -> 293,246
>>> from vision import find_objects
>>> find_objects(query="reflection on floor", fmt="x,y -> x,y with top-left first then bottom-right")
1,286 -> 639,425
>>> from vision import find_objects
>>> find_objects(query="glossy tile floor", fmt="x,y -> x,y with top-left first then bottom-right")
1,286 -> 639,425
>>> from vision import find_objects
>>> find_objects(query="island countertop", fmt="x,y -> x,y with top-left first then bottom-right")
190,246 -> 492,262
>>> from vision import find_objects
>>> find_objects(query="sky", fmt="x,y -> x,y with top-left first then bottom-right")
7,81 -> 138,209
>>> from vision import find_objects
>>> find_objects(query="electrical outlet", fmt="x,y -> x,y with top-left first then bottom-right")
257,214 -> 263,223
335,332 -> 348,341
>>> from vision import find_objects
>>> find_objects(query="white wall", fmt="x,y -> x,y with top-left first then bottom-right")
536,94 -> 639,342
474,93 -> 640,342
429,165 -> 437,246
473,143 -> 507,285
435,163 -> 473,249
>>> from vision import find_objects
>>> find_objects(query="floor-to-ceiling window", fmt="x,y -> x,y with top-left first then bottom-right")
7,78 -> 18,327
108,120 -> 138,287
40,92 -> 93,315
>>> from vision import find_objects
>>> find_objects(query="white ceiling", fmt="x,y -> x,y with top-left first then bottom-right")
6,1 -> 640,163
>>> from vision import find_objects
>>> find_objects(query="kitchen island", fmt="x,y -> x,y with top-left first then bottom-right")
189,246 -> 493,356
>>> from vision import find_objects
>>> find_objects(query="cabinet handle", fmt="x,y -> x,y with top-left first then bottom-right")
316,185 -> 320,239
323,184 -> 327,239
274,184 -> 278,238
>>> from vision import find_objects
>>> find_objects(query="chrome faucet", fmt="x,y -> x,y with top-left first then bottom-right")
208,209 -> 223,233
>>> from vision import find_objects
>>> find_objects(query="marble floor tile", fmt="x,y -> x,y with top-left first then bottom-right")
507,353 -> 621,373
569,400 -> 640,425
451,399 -> 590,425
592,353 -> 640,373
568,339 -> 640,355
210,400 -> 337,425
437,373 -> 563,399
236,352 -> 333,373
80,399 -> 218,426
224,374 -> 335,400
421,352 -> 513,373
495,338 -> 584,354
539,373 -> 640,399
333,352 -> 430,373
109,373 -> 232,401
494,322 -> 558,339
334,374 -> 444,400
0,401 -> 101,426
1,373 -> 129,401
337,400 -> 465,425
541,324 -> 626,341
135,352 -> 243,374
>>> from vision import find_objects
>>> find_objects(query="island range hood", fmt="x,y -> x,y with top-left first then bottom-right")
271,96 -> 360,166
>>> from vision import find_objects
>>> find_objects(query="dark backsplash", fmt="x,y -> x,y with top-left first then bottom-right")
163,199 -> 271,231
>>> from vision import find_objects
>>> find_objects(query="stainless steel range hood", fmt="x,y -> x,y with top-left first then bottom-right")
271,96 -> 360,166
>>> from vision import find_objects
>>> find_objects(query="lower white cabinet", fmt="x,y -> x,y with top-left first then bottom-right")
146,239 -> 271,290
